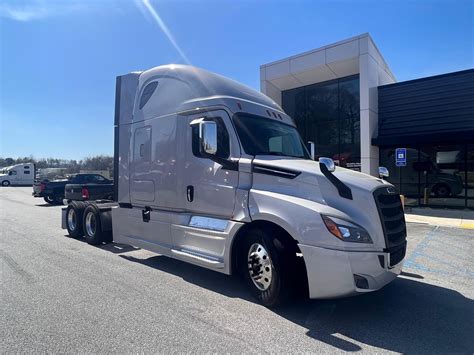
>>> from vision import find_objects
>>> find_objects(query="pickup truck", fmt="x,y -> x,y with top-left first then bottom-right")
65,178 -> 113,202
33,173 -> 112,205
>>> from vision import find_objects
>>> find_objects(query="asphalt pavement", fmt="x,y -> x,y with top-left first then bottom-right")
1,187 -> 473,353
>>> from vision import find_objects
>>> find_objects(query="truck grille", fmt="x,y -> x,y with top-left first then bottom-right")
373,186 -> 407,254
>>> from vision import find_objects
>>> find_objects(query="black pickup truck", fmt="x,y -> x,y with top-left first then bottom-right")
33,174 -> 113,205
65,176 -> 113,202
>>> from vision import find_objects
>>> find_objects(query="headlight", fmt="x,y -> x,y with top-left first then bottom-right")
322,215 -> 373,243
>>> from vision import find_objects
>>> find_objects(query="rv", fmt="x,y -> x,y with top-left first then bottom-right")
0,163 -> 35,186
62,65 -> 407,306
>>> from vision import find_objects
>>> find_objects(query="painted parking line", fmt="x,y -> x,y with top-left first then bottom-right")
404,226 -> 474,279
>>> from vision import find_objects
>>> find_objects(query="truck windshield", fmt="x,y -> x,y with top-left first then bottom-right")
233,114 -> 310,159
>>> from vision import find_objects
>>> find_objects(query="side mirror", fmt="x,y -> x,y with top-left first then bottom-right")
199,121 -> 217,155
319,157 -> 336,172
307,141 -> 315,160
379,166 -> 389,179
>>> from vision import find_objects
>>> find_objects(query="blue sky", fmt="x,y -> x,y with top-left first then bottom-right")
1,0 -> 472,160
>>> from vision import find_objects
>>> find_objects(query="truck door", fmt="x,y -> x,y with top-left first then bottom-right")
8,170 -> 18,184
130,125 -> 154,203
181,110 -> 239,218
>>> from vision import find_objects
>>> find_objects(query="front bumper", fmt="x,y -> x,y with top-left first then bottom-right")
299,243 -> 403,299
32,192 -> 44,197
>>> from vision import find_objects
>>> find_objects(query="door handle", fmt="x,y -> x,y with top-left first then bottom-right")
187,185 -> 194,202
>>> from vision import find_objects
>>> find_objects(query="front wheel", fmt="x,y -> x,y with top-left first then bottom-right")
1,180 -> 10,187
239,228 -> 293,307
83,205 -> 112,245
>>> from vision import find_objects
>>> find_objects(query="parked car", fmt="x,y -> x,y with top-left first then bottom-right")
0,163 -> 35,186
33,173 -> 111,205
65,177 -> 113,202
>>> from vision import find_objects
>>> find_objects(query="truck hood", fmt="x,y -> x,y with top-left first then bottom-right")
253,156 -> 387,195
252,156 -> 390,249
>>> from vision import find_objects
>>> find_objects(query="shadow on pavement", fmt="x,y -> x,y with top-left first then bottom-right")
120,254 -> 474,353
64,236 -> 140,254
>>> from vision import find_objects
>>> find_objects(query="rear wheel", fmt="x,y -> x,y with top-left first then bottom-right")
1,180 -> 10,187
239,228 -> 293,307
44,196 -> 55,204
433,184 -> 451,198
66,202 -> 85,238
83,205 -> 112,245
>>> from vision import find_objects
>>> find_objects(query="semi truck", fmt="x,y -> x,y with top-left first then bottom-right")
0,163 -> 35,186
62,64 -> 407,307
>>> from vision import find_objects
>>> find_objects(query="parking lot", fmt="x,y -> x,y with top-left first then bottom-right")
1,187 -> 473,353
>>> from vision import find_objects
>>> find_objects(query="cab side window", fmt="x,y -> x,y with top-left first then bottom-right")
92,175 -> 106,183
9,170 -> 17,176
192,117 -> 230,159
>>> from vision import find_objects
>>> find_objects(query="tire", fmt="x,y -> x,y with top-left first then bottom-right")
433,184 -> 451,198
1,180 -> 10,187
66,202 -> 86,238
83,204 -> 112,245
44,196 -> 55,204
239,228 -> 293,307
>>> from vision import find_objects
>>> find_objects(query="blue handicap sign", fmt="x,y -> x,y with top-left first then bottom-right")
395,148 -> 407,167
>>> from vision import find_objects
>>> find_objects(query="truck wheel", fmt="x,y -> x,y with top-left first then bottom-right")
44,196 -> 55,204
239,228 -> 292,307
433,184 -> 451,198
83,205 -> 112,245
66,202 -> 85,238
1,180 -> 10,187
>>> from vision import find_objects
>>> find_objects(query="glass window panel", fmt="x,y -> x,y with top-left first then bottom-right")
467,144 -> 474,208
282,75 -> 361,171
305,81 -> 338,123
419,144 -> 466,208
282,87 -> 306,140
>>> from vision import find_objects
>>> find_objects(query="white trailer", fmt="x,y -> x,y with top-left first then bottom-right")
0,163 -> 35,186
62,65 -> 407,307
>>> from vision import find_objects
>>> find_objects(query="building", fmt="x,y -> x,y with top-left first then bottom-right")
260,33 -> 473,209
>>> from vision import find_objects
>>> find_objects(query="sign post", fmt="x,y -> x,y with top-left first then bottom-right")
395,148 -> 406,198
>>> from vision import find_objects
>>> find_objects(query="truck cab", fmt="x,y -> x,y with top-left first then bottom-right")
65,64 -> 407,307
0,163 -> 35,186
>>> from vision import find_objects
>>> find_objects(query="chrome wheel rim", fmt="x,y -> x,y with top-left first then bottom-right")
67,209 -> 76,231
247,243 -> 273,291
85,212 -> 96,237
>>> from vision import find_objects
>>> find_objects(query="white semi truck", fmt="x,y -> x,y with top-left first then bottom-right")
62,65 -> 407,307
0,163 -> 35,186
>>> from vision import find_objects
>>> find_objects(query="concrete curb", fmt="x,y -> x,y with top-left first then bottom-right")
405,214 -> 474,230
